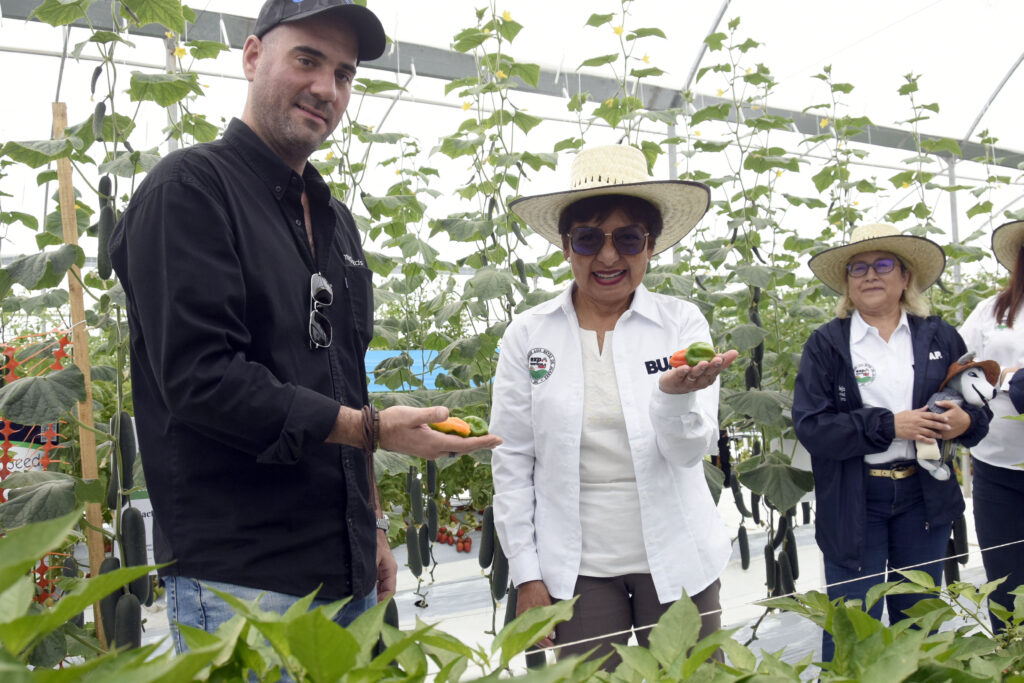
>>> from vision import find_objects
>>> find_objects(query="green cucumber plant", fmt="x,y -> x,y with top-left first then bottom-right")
2,0 -> 1024,672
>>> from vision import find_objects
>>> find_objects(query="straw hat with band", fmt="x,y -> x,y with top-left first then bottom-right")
508,145 -> 711,255
808,223 -> 946,295
992,220 -> 1024,271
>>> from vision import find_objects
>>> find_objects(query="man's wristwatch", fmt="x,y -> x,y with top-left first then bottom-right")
375,516 -> 390,532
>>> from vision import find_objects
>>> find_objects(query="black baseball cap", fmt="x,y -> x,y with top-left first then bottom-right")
253,0 -> 386,62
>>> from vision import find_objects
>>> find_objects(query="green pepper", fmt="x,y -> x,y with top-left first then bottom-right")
463,415 -> 489,437
669,341 -> 717,368
685,341 -> 716,364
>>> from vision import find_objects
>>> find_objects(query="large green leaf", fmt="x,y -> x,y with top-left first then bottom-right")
723,389 -> 790,427
28,0 -> 90,26
3,245 -> 84,290
464,268 -> 516,300
128,71 -> 203,107
0,140 -> 73,169
492,599 -> 575,669
120,0 -> 187,34
703,459 -> 725,505
691,103 -> 732,126
0,478 -> 76,530
0,512 -> 79,597
0,365 -> 86,424
736,454 -> 814,513
726,323 -> 770,351
579,54 -> 617,68
285,610 -> 360,680
648,593 -> 701,668
733,264 -> 775,288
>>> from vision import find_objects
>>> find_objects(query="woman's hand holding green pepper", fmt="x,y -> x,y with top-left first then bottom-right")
661,347 -> 740,395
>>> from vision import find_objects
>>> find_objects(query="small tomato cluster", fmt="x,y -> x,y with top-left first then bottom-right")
436,525 -> 473,553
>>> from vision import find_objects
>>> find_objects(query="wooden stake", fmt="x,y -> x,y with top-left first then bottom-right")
51,102 -> 107,648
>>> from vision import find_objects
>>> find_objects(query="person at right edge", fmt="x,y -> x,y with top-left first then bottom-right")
793,223 -> 991,662
958,219 -> 1024,631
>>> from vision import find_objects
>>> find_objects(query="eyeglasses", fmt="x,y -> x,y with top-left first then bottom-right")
846,257 -> 900,279
569,224 -> 650,256
308,272 -> 333,349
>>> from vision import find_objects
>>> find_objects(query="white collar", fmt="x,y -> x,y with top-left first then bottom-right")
851,309 -> 909,342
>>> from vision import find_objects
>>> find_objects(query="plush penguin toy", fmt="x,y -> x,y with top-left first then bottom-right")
916,351 -> 1000,480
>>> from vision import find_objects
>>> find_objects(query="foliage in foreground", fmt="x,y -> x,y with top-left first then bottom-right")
5,510 -> 1024,681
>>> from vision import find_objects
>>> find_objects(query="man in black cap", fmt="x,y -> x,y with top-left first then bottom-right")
110,0 -> 501,650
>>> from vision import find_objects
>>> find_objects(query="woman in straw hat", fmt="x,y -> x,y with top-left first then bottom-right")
489,145 -> 738,668
792,223 -> 991,661
958,219 -> 1024,631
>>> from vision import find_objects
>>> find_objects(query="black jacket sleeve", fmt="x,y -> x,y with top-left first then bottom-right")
793,327 -> 896,462
1011,369 -> 1024,414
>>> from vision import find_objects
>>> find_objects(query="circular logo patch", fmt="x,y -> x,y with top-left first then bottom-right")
853,362 -> 876,386
528,348 -> 555,385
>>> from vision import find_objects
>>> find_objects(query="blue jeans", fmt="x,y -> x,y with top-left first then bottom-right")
820,466 -> 950,661
972,456 -> 1024,630
164,576 -> 376,654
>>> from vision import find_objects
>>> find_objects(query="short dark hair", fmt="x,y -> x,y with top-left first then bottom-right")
557,195 -> 663,249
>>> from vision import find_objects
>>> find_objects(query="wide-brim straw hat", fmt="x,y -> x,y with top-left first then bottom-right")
508,145 -> 710,255
992,220 -> 1024,271
808,223 -> 946,295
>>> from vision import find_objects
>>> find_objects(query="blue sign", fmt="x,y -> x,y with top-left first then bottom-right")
365,349 -> 441,392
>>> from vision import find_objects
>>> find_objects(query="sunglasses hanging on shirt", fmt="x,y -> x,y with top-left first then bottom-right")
308,272 -> 333,349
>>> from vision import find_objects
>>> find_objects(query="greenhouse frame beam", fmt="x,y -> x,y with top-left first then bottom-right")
2,0 -> 1022,170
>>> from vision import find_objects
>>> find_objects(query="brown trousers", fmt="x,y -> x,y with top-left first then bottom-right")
551,574 -> 722,671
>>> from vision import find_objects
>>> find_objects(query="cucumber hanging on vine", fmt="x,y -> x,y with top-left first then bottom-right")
418,524 -> 431,569
479,505 -> 494,569
764,544 -> 776,592
122,507 -> 150,604
97,205 -> 115,280
426,498 -> 438,539
944,538 -> 960,583
408,473 -> 423,525
952,514 -> 968,565
490,534 -> 509,601
406,527 -> 422,578
98,557 -> 121,643
92,101 -> 106,141
90,65 -> 103,95
113,593 -> 142,649
784,526 -> 799,580
777,549 -> 796,595
770,513 -> 789,550
426,460 -> 437,496
730,471 -> 751,518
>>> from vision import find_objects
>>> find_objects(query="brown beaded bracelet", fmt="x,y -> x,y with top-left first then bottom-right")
360,404 -> 379,454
